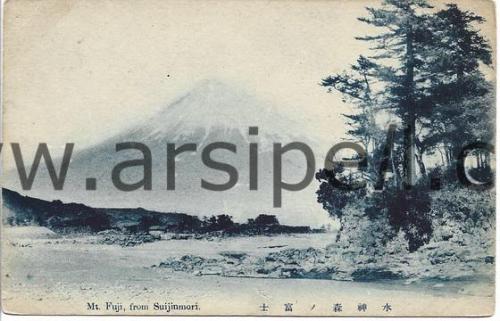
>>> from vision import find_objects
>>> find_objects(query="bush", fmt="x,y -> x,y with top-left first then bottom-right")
317,163 -> 494,255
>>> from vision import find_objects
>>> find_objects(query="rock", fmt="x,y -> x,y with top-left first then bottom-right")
219,251 -> 247,260
97,232 -> 160,247
351,267 -> 403,281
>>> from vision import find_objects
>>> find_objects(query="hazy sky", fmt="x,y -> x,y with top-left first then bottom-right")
2,0 -> 495,165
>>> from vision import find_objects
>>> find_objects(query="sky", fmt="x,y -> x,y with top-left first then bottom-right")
2,0 -> 496,167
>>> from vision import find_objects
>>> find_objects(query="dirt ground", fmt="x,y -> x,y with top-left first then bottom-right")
1,226 -> 494,316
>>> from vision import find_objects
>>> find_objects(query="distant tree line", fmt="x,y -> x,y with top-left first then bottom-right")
3,188 -> 316,236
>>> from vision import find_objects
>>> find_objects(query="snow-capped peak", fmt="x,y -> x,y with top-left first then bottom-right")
139,79 -> 300,142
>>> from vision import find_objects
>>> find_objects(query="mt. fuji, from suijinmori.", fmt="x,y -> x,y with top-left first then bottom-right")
5,80 -> 332,227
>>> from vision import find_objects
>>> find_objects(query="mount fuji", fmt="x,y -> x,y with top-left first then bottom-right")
4,80 -> 332,227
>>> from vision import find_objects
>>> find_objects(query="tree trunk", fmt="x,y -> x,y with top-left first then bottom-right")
438,148 -> 446,166
416,150 -> 427,178
403,23 -> 417,188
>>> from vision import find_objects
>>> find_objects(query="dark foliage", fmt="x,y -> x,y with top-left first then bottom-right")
254,214 -> 280,226
377,187 -> 432,252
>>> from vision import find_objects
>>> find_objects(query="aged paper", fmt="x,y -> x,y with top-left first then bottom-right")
1,0 -> 496,316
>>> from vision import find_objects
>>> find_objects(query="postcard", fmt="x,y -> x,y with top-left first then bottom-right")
1,0 -> 496,316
